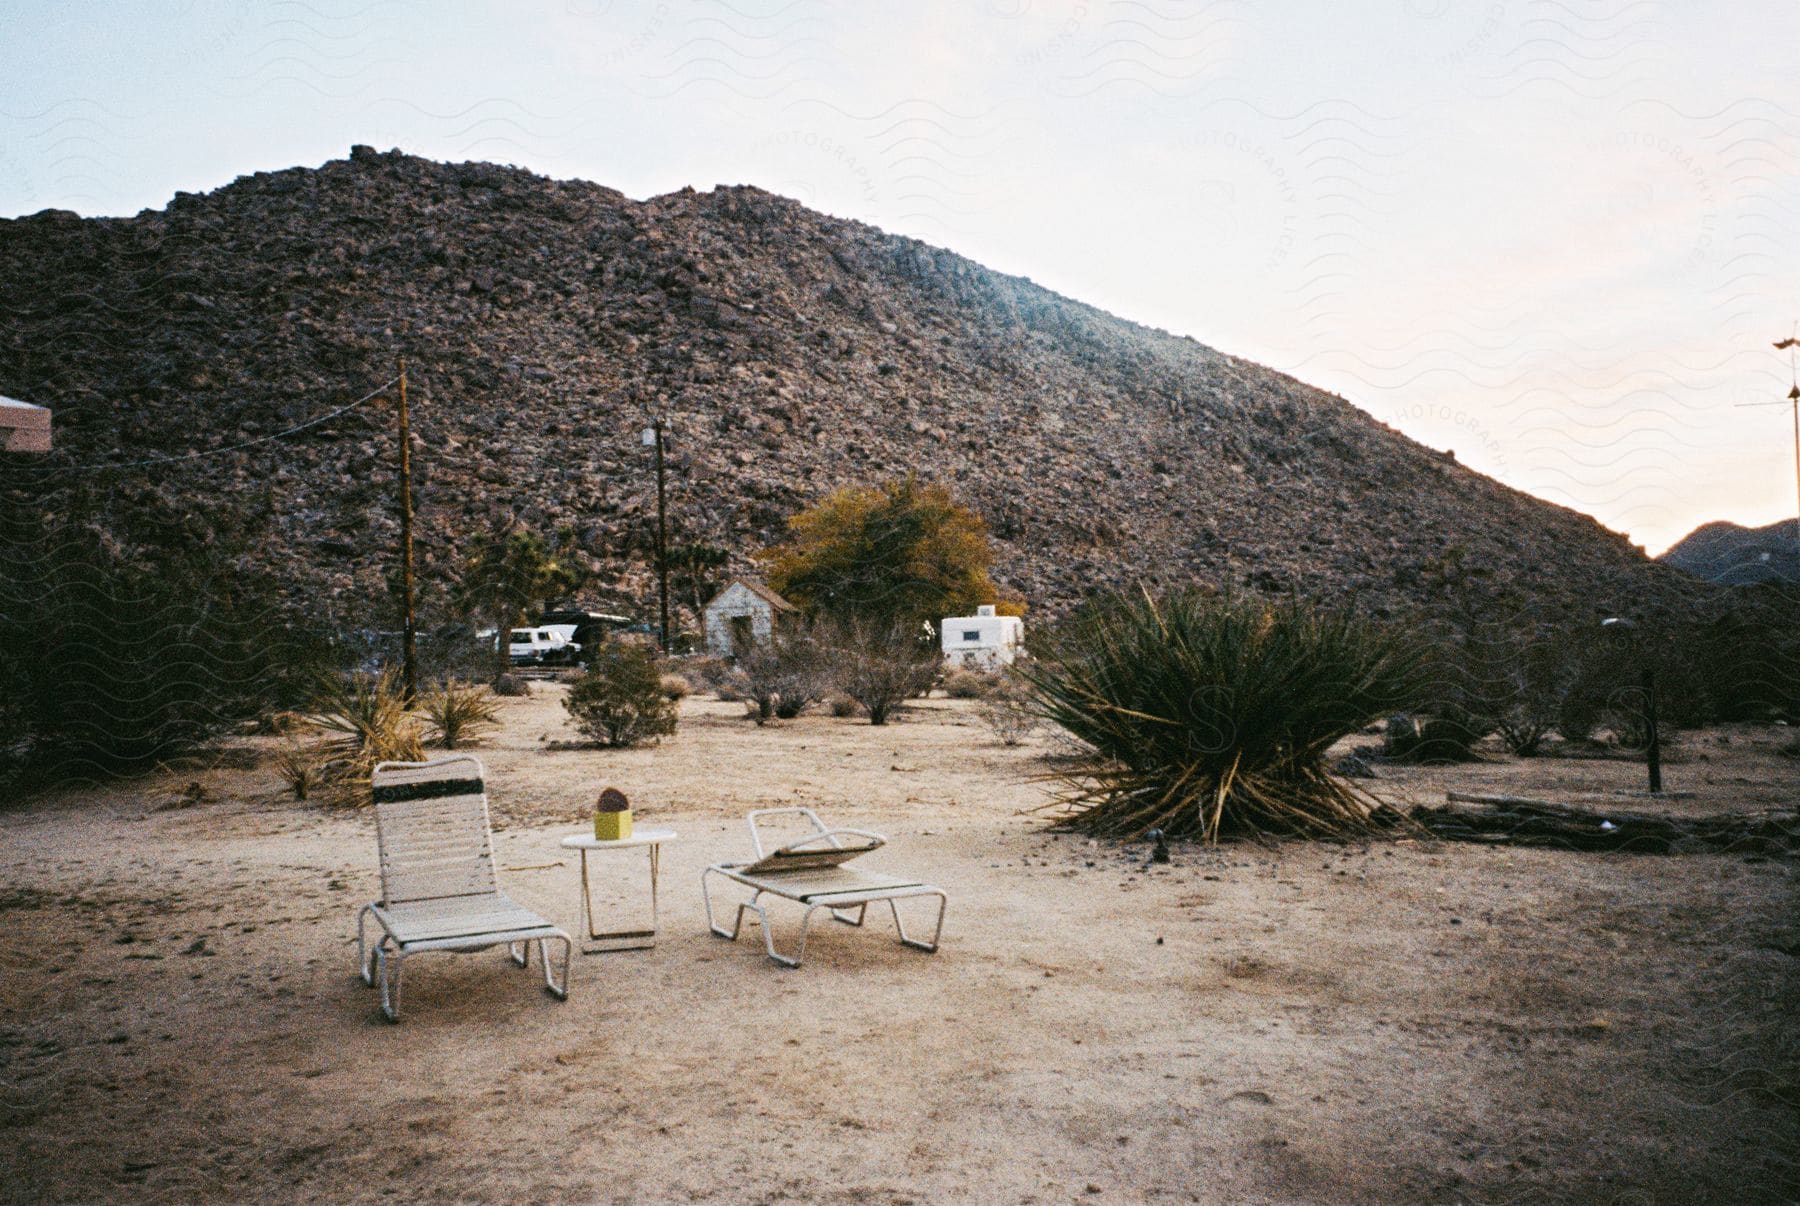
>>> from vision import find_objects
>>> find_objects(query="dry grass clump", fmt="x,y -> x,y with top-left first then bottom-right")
421,680 -> 502,749
1019,590 -> 1427,842
942,668 -> 998,699
272,741 -> 321,800
492,672 -> 531,697
300,669 -> 426,805
660,673 -> 693,701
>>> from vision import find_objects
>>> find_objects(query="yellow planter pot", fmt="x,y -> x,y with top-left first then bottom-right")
594,809 -> 633,842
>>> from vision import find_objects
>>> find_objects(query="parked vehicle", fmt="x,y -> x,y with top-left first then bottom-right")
538,609 -> 632,660
507,627 -> 580,666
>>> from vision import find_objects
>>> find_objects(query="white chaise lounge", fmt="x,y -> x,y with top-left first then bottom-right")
357,755 -> 571,1021
702,807 -> 947,968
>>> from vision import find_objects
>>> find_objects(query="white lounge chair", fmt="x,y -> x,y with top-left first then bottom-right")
357,755 -> 571,1021
702,807 -> 947,968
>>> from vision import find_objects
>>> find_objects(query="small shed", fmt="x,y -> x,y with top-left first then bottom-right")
703,578 -> 797,658
941,605 -> 1024,669
0,397 -> 51,453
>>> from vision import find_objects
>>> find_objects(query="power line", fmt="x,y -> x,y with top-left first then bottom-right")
6,375 -> 401,475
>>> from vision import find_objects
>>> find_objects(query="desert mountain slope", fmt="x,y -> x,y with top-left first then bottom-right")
1659,519 -> 1800,586
0,147 -> 1705,626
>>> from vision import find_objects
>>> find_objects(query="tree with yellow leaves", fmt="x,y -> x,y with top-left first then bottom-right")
758,476 -> 1018,628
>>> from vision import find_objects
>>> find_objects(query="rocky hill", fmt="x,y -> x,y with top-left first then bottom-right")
0,146 -> 1712,630
1659,519 -> 1800,586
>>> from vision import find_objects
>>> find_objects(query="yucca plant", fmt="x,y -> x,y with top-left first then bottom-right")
272,741 -> 322,800
302,669 -> 425,805
421,680 -> 502,749
1018,589 -> 1429,842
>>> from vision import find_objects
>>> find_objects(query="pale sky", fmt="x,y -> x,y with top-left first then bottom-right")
4,0 -> 1797,553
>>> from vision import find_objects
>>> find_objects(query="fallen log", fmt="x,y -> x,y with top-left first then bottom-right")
1412,793 -> 1799,856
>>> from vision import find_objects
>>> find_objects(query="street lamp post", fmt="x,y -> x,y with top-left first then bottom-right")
1601,617 -> 1661,793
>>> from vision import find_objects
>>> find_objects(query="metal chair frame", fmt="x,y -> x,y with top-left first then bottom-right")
702,807 -> 947,968
358,755 -> 571,1021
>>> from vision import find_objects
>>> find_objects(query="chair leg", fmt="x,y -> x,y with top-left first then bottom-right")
830,903 -> 868,927
890,892 -> 947,953
541,936 -> 571,1000
508,940 -> 529,968
377,948 -> 404,1022
765,905 -> 823,969
704,870 -> 752,940
357,906 -> 380,986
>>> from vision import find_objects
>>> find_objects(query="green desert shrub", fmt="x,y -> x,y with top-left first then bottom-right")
1470,627 -> 1574,757
1556,676 -> 1606,745
563,643 -> 679,747
1018,589 -> 1429,841
421,680 -> 502,749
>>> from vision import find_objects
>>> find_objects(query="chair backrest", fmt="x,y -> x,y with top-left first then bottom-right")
741,807 -> 886,876
747,807 -> 832,858
370,755 -> 498,906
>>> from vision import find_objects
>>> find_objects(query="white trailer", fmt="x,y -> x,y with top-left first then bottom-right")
940,605 -> 1023,669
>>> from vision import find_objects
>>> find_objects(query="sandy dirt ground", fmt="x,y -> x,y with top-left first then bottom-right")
1,690 -> 1795,1204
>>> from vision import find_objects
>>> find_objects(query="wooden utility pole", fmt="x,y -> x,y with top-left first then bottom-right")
397,358 -> 418,700
653,416 -> 671,653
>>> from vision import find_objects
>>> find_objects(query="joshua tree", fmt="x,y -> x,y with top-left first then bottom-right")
454,521 -> 586,683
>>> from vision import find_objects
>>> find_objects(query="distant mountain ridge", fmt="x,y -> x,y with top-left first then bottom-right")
0,146 -> 1716,628
1659,519 -> 1800,585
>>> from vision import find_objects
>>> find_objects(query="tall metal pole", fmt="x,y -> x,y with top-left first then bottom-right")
397,358 -> 418,701
654,416 -> 671,654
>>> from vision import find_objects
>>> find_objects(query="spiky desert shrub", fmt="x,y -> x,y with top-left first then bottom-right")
563,643 -> 679,747
273,742 -> 322,800
735,629 -> 830,722
821,618 -> 940,726
303,669 -> 426,805
1018,590 -> 1428,841
1457,625 -> 1574,757
977,673 -> 1038,746
421,680 -> 502,749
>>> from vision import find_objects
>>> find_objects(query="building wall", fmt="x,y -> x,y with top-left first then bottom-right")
703,582 -> 777,658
